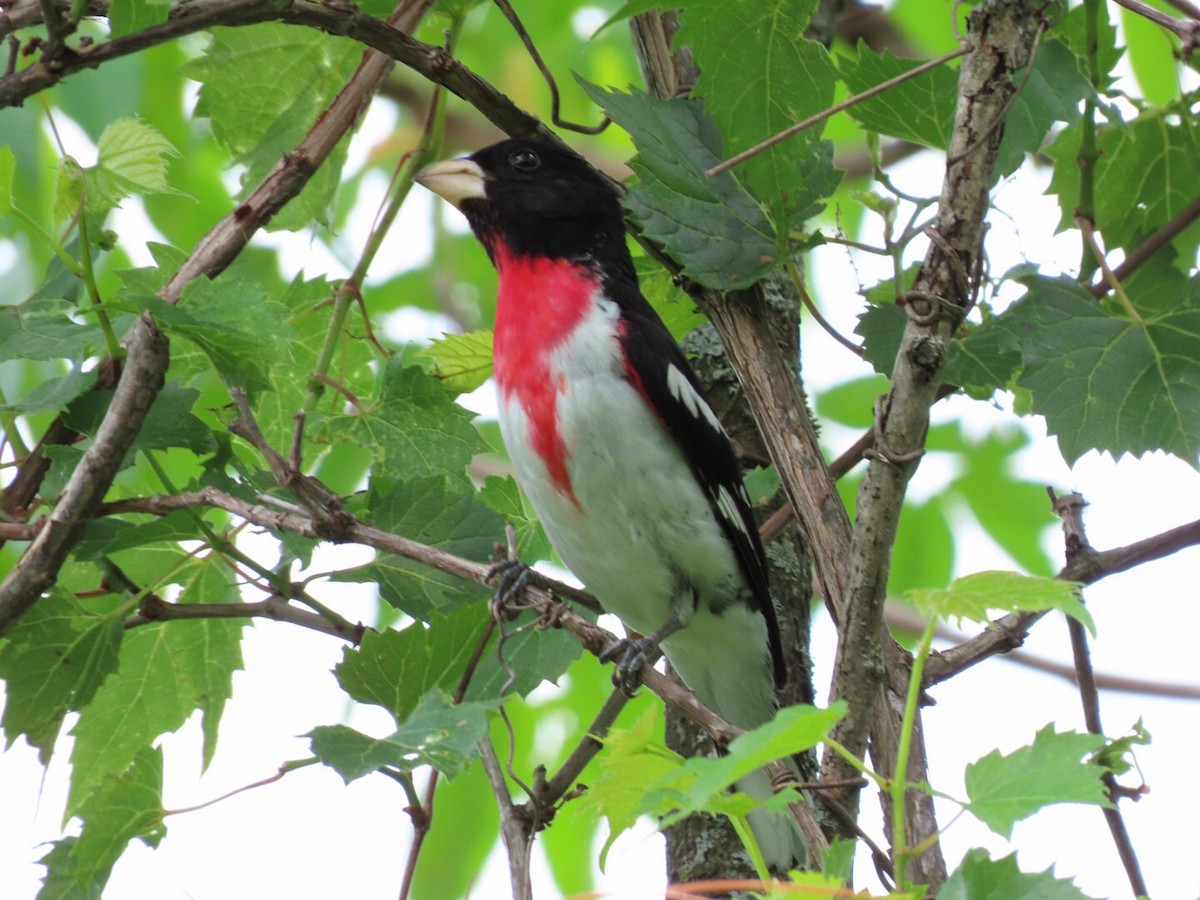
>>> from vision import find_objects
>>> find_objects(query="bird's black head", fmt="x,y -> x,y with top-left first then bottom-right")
417,138 -> 628,264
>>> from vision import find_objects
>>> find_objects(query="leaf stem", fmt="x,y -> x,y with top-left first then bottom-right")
890,616 -> 937,892
1076,0 -> 1103,282
303,24 -> 456,414
707,43 -> 971,177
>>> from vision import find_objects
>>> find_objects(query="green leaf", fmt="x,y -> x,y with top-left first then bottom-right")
74,510 -> 207,561
634,255 -> 708,340
942,849 -> 1097,899
316,361 -> 487,486
335,602 -> 579,720
180,25 -> 361,230
39,746 -> 166,900
0,300 -> 106,361
53,158 -> 85,225
143,277 -> 296,393
341,475 -> 502,619
107,0 -> 171,37
0,368 -> 97,415
994,40 -> 1092,177
253,273 -> 376,451
1093,117 -> 1200,255
309,690 -> 489,782
66,556 -> 244,813
577,706 -> 681,868
0,589 -> 123,764
477,475 -> 552,563
677,0 -> 841,228
1092,719 -> 1152,778
421,330 -> 494,393
856,300 -> 906,376
64,380 -> 217,456
840,46 -> 958,149
906,570 -> 1092,634
0,144 -> 15,210
664,703 -> 845,818
577,82 -> 780,289
1120,5 -> 1179,106
87,118 -> 183,213
964,725 -> 1111,837
996,275 -> 1200,465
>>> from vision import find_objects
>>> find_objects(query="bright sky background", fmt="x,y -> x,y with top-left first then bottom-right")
3,39 -> 1200,900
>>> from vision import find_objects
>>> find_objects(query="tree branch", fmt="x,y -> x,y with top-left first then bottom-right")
927,510 -> 1200,684
0,316 -> 169,635
125,590 -> 362,641
1,0 -> 547,142
824,2 -> 1044,886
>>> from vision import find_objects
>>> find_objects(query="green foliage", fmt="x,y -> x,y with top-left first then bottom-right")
310,689 -> 490,782
998,274 -> 1200,465
964,725 -> 1112,838
942,849 -> 1096,899
421,329 -> 494,393
906,570 -> 1092,634
0,0 -> 1193,895
677,0 -> 841,229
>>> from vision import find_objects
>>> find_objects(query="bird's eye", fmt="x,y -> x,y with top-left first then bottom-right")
510,148 -> 541,172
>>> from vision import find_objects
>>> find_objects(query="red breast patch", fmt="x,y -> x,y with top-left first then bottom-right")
492,244 -> 597,507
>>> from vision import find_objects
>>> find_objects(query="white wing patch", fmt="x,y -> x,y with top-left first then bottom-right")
716,485 -> 752,541
666,363 -> 727,436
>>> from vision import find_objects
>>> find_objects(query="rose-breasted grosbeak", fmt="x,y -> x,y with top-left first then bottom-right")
418,139 -> 804,870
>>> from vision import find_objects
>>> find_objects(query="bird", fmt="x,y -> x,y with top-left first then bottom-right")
417,138 -> 805,872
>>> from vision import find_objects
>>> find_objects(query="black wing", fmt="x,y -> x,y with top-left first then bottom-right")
614,291 -> 785,687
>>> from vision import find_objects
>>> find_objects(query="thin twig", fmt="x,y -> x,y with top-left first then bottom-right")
1089,196 -> 1200,297
1112,0 -> 1200,49
788,260 -> 864,356
706,43 -> 970,177
489,0 -> 609,134
929,509 -> 1200,684
1076,217 -> 1144,325
1051,490 -> 1149,898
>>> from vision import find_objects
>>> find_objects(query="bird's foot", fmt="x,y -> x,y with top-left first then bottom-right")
486,557 -> 546,618
599,635 -> 661,697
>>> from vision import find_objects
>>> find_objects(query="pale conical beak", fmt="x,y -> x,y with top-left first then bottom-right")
415,158 -> 487,208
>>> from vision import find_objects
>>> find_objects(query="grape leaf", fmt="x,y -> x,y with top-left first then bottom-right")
840,46 -> 958,149
578,81 -> 780,290
309,690 -> 488,782
422,330 -> 494,394
677,0 -> 840,228
664,703 -> 845,818
316,361 -> 487,486
964,725 -> 1111,837
476,475 -> 553,563
108,0 -> 171,37
39,747 -> 166,900
66,557 -> 244,813
942,849 -> 1096,899
64,380 -> 217,455
994,40 -> 1093,177
996,275 -> 1200,465
0,589 -> 123,764
335,602 -> 579,720
906,570 -> 1092,634
0,300 -> 106,361
180,25 -> 361,229
340,475 -> 502,619
0,368 -> 97,415
87,118 -> 183,213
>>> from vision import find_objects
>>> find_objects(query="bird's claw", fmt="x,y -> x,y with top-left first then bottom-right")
486,557 -> 543,609
599,635 -> 658,697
